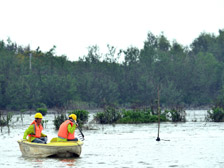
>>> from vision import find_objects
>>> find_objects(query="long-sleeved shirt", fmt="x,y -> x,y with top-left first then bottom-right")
23,124 -> 47,142
57,123 -> 76,142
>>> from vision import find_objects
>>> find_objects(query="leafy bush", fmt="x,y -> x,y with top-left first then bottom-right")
36,108 -> 47,116
207,107 -> 224,122
118,109 -> 167,124
53,114 -> 67,130
95,106 -> 121,124
118,109 -> 144,123
68,109 -> 89,125
165,108 -> 186,122
95,108 -> 167,124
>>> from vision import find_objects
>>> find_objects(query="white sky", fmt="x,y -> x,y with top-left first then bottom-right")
0,0 -> 224,61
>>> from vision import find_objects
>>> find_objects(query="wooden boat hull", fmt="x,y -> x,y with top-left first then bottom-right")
17,139 -> 83,158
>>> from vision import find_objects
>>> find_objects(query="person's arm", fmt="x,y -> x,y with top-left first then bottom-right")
23,125 -> 34,140
68,123 -> 76,134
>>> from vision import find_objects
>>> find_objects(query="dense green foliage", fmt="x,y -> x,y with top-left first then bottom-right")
118,109 -> 167,124
36,108 -> 47,116
53,110 -> 89,129
94,108 -> 168,124
207,96 -> 224,122
1,29 -> 224,110
207,107 -> 224,122
68,109 -> 89,125
165,108 -> 186,122
53,114 -> 67,130
94,106 -> 122,124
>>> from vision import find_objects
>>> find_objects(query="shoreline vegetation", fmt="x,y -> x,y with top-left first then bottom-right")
1,104 -> 224,129
1,29 -> 224,126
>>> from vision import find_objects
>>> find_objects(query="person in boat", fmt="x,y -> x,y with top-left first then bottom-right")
57,114 -> 78,142
23,113 -> 47,144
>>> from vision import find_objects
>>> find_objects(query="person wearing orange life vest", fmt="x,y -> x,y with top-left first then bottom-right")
57,114 -> 78,142
23,113 -> 47,144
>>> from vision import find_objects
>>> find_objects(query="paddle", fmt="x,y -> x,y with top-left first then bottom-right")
77,124 -> 85,141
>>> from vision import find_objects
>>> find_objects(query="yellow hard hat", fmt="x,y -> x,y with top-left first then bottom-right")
69,114 -> 77,121
35,113 -> 43,119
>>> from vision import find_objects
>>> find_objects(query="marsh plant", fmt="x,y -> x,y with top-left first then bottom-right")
0,112 -> 14,133
207,107 -> 224,122
6,112 -> 13,126
165,108 -> 186,122
0,112 -> 14,126
53,114 -> 67,130
68,109 -> 89,126
53,109 -> 90,130
119,109 -> 168,124
0,111 -> 5,126
20,109 -> 26,125
42,120 -> 49,128
94,106 -> 121,124
36,108 -> 48,116
94,107 -> 168,124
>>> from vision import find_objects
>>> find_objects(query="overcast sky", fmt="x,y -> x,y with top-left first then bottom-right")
0,0 -> 224,61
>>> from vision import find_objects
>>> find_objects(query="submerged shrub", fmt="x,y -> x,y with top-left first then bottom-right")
41,120 -> 49,128
165,108 -> 186,122
118,109 -> 145,123
95,106 -> 121,124
53,114 -> 67,130
36,108 -> 47,116
207,107 -> 224,122
6,112 -> 13,125
68,109 -> 89,125
0,119 -> 7,126
0,112 -> 14,126
95,108 -> 168,124
118,109 -> 167,124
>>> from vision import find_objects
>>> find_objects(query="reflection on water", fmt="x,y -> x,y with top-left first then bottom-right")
0,110 -> 224,168
60,159 -> 76,167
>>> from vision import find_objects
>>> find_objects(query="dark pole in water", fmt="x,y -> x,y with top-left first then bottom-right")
156,85 -> 160,141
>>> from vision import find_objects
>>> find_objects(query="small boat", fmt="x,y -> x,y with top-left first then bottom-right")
17,138 -> 83,158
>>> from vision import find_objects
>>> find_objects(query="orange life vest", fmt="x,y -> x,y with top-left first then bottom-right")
28,120 -> 43,139
58,120 -> 75,140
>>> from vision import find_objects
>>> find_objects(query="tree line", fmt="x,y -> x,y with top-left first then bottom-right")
1,29 -> 224,111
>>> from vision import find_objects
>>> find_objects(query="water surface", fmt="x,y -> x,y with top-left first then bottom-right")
0,110 -> 224,168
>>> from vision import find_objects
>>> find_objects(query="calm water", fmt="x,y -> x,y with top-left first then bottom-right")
0,110 -> 224,168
